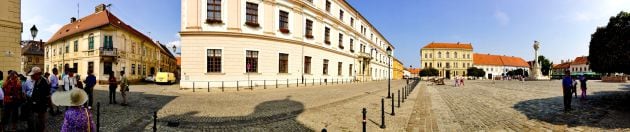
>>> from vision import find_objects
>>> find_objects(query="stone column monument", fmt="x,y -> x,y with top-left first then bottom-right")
529,41 -> 549,80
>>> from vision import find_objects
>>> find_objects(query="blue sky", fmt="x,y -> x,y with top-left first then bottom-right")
22,0 -> 629,67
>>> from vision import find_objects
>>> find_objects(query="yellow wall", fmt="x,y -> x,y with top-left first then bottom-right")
0,0 -> 22,73
420,48 -> 473,78
393,58 -> 404,80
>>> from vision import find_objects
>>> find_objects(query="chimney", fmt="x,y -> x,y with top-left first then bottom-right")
95,4 -> 107,13
70,17 -> 77,23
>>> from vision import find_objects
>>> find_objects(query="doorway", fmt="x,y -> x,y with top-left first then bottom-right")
446,70 -> 451,79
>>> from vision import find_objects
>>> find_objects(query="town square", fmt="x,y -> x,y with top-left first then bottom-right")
1,0 -> 630,131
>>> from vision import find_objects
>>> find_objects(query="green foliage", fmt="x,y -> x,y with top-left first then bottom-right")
538,55 -> 553,76
507,69 -> 528,77
466,67 -> 486,77
589,11 -> 630,74
419,67 -> 439,77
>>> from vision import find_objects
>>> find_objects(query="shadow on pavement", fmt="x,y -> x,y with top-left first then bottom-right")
48,88 -> 178,131
513,84 -> 630,129
158,96 -> 312,131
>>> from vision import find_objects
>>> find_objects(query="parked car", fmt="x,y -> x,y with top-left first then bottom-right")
144,75 -> 155,82
155,72 -> 176,84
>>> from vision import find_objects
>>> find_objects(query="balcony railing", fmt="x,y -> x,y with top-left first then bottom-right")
99,47 -> 118,57
357,52 -> 371,59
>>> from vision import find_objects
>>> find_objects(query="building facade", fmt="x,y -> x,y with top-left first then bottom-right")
0,0 -> 22,73
473,53 -> 530,79
570,56 -> 591,73
180,0 -> 396,88
45,5 -> 177,83
393,58 -> 403,80
420,42 -> 473,79
21,40 -> 45,73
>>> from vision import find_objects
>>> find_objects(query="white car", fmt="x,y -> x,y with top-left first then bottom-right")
144,75 -> 155,82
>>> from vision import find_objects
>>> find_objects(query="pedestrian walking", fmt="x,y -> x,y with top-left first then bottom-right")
572,78 -> 578,98
26,67 -> 50,132
2,70 -> 24,131
48,68 -> 61,115
52,88 -> 95,131
579,74 -> 588,99
119,71 -> 129,106
108,72 -> 118,104
83,70 -> 96,108
561,70 -> 573,112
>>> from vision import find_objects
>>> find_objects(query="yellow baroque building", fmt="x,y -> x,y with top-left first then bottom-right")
420,42 -> 474,79
0,0 -> 22,73
45,5 -> 177,83
180,0 -> 396,88
393,58 -> 404,80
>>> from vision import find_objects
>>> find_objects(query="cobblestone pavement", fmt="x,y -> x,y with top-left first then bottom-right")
44,80 -> 421,131
423,80 -> 630,131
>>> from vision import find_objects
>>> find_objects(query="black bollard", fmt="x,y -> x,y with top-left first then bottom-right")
222,81 -> 224,92
287,79 -> 289,88
380,97 -> 386,129
193,82 -> 195,92
362,108 -> 367,132
264,80 -> 266,89
398,90 -> 401,107
297,78 -> 299,87
391,93 -> 395,116
276,79 -> 278,88
97,102 -> 100,132
207,82 -> 210,92
237,81 -> 239,91
153,111 -> 157,132
251,80 -> 253,91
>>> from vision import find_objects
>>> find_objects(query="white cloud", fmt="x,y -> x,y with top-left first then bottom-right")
494,10 -> 510,26
165,40 -> 181,55
44,24 -> 63,34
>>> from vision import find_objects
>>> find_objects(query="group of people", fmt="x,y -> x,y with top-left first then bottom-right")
454,76 -> 465,87
561,70 -> 588,112
0,65 -> 129,131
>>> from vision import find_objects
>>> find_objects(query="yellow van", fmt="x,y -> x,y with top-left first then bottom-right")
155,72 -> 176,84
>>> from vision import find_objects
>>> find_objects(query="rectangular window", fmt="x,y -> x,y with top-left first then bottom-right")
350,17 -> 354,27
207,0 -> 222,22
338,62 -> 342,76
104,62 -> 113,75
245,2 -> 259,26
246,50 -> 258,73
304,56 -> 311,74
279,10 -> 289,32
338,33 -> 344,49
88,35 -> 94,50
103,35 -> 113,49
132,64 -> 136,75
279,53 -> 288,73
349,64 -> 353,76
324,27 -> 330,44
350,39 -> 354,52
65,44 -> 69,53
325,0 -> 331,12
207,49 -> 222,72
305,19 -> 313,38
138,65 -> 142,75
88,62 -> 94,73
323,59 -> 329,75
73,40 -> 78,52
339,10 -> 344,21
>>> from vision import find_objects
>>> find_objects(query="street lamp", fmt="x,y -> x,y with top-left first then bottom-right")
386,47 -> 392,99
30,25 -> 38,40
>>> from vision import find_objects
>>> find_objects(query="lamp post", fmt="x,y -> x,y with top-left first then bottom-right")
386,48 -> 392,99
30,25 -> 38,40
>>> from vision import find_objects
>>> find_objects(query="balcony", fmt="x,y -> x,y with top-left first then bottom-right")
99,47 -> 118,57
357,52 -> 372,59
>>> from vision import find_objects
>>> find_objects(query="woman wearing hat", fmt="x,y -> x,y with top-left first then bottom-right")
52,88 -> 96,131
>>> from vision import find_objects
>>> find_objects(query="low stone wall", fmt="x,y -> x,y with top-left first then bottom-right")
602,76 -> 627,83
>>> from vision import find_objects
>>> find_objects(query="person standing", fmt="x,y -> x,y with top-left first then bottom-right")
51,88 -> 95,131
83,70 -> 96,108
3,71 -> 24,131
119,71 -> 129,106
579,75 -> 588,99
63,71 -> 77,91
48,68 -> 61,115
561,70 -> 573,112
108,72 -> 118,104
572,78 -> 578,98
27,67 -> 50,132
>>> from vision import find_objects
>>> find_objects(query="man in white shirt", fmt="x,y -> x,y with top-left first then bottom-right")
62,71 -> 76,91
48,68 -> 59,93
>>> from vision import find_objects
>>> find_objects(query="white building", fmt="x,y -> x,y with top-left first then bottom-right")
473,53 -> 530,79
179,0 -> 396,88
570,56 -> 591,73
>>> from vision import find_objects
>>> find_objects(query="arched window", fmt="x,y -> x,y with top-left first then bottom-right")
454,52 -> 458,58
446,52 -> 450,58
438,52 -> 442,58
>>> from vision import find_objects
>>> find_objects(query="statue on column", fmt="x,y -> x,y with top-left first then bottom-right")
528,40 -> 549,80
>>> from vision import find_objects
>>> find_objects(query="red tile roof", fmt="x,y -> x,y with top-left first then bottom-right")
571,56 -> 588,65
473,53 -> 530,67
47,9 -> 155,48
553,62 -> 571,69
407,68 -> 420,74
422,42 -> 473,49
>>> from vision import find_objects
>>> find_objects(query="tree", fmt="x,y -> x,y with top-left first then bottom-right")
538,55 -> 553,76
466,67 -> 486,78
507,69 -> 528,77
589,11 -> 630,74
419,67 -> 439,77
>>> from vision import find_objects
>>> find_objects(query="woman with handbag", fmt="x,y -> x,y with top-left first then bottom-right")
52,88 -> 95,131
